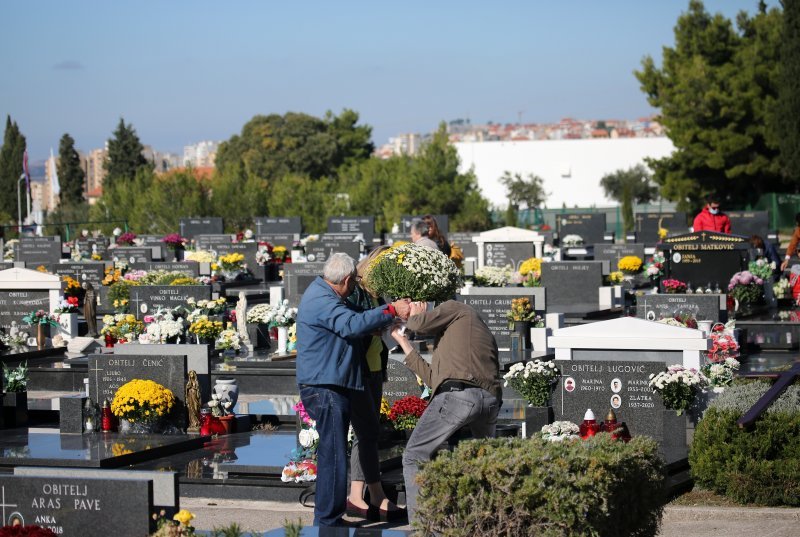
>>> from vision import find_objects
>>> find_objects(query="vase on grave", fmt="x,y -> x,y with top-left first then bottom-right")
118,418 -> 157,434
36,324 -> 49,349
219,414 -> 236,434
213,378 -> 239,409
276,326 -> 289,354
522,405 -> 553,438
221,269 -> 242,281
173,246 -> 185,262
512,321 -> 531,349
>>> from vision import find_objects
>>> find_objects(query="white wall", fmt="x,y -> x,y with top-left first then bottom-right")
455,137 -> 675,209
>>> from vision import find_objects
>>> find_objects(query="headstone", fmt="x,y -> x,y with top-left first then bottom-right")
484,242 -> 535,269
129,285 -> 212,319
660,231 -> 750,290
304,239 -> 361,263
384,358 -> 424,405
130,262 -> 200,277
256,233 -> 297,251
254,216 -> 302,235
633,212 -> 688,245
457,287 -> 545,362
540,261 -> 604,314
283,263 -> 324,307
46,262 -> 106,289
400,214 -> 449,234
111,247 -> 154,264
636,294 -> 727,323
593,243 -> 645,272
449,232 -> 479,259
557,214 -> 607,245
16,236 -> 62,265
213,242 -> 259,273
179,217 -> 224,240
194,234 -> 232,252
59,395 -> 87,434
473,227 -> 544,269
726,211 -> 770,239
0,474 -> 153,537
76,237 -> 110,259
0,290 -> 50,332
136,235 -> 169,260
0,268 -> 61,331
88,353 -> 187,418
327,216 -> 375,243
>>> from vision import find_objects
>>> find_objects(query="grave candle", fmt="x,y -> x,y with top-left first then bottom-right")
101,399 -> 115,432
579,409 -> 600,439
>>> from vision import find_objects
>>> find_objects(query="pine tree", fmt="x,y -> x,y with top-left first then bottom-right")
104,118 -> 148,188
57,133 -> 86,207
776,0 -> 800,183
0,116 -> 27,219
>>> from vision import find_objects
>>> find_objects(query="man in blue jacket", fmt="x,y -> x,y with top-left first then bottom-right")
296,253 -> 410,526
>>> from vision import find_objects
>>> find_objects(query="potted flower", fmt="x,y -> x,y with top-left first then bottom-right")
116,231 -> 137,246
3,361 -> 29,427
560,234 -> 584,247
207,392 -> 235,434
162,233 -> 188,261
648,364 -> 706,416
245,303 -> 273,349
110,379 -> 176,433
388,395 -> 428,435
265,299 -> 298,354
473,265 -> 513,287
661,278 -> 687,294
505,297 -> 543,349
21,310 -> 60,349
188,316 -> 224,345
54,295 -> 80,338
368,242 -> 462,301
727,270 -> 765,314
643,253 -> 665,281
272,245 -> 288,263
617,255 -> 643,278
100,313 -> 145,346
216,252 -> 246,280
216,328 -> 242,359
138,308 -> 186,344
502,360 -> 560,437
518,257 -> 542,287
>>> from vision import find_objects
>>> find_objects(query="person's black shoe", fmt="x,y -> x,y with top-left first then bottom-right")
345,500 -> 379,521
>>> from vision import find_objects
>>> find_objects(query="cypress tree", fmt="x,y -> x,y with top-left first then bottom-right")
104,118 -> 148,189
777,0 -> 800,183
57,133 -> 86,207
0,116 -> 27,218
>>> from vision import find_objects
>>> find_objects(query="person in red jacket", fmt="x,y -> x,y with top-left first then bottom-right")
780,212 -> 800,271
692,196 -> 732,234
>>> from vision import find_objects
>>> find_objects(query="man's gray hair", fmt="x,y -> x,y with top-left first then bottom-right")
410,217 -> 429,236
323,253 -> 356,284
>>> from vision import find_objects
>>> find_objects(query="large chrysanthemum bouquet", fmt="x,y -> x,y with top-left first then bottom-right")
246,303 -> 273,324
748,258 -> 775,281
648,365 -> 706,415
701,357 -> 739,392
188,316 -> 224,341
100,314 -> 145,342
518,257 -> 542,287
502,360 -> 560,406
185,297 -> 227,322
368,243 -> 461,301
474,265 -> 513,287
111,379 -> 175,425
389,395 -> 428,431
618,255 -> 643,274
139,308 -> 185,344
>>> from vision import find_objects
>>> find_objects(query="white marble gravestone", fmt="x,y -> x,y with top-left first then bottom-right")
0,267 -> 62,332
472,226 -> 545,269
547,316 -> 711,370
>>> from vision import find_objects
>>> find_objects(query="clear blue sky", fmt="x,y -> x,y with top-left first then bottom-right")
0,0 -> 775,162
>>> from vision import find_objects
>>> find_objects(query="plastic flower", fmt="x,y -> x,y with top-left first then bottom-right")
173,509 -> 195,526
617,255 -> 643,273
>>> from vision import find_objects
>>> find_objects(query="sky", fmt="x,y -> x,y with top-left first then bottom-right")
0,0 -> 777,163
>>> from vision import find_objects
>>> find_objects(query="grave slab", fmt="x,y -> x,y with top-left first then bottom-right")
660,231 -> 750,290
283,263 -> 324,307
557,213 -> 608,245
16,236 -> 62,265
473,226 -> 544,269
129,285 -> 212,319
180,217 -> 224,239
327,216 -> 375,243
304,239 -> 361,263
636,293 -> 727,323
540,261 -> 604,314
0,267 -> 62,331
254,216 -> 302,235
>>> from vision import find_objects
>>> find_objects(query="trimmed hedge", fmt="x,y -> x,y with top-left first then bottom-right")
415,434 -> 665,537
689,381 -> 800,506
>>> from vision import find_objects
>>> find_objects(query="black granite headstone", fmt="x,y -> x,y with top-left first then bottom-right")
213,242 -> 259,273
76,238 -> 110,259
0,474 -> 153,536
283,263 -> 324,307
46,262 -> 106,288
554,359 -> 670,441
483,242 -> 535,270
327,216 -> 375,243
111,247 -> 153,264
636,293 -> 727,323
449,232 -> 479,259
0,262 -> 12,271
128,285 -> 212,319
557,214 -> 607,245
593,244 -> 645,267
633,212 -> 689,245
661,231 -> 749,290
88,353 -> 187,412
726,211 -> 770,239
457,292 -> 544,354
304,240 -> 361,263
384,359 -> 423,405
540,261 -> 604,313
193,234 -> 232,252
16,236 -> 62,265
136,235 -> 168,260
129,262 -> 200,277
254,216 -> 302,235
256,233 -> 297,251
0,290 -> 49,331
179,217 -> 224,239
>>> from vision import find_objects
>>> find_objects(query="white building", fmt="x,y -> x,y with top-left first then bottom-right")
454,137 -> 675,209
183,141 -> 219,168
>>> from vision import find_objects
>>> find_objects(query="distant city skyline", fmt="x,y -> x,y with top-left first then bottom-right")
1,0 -> 776,161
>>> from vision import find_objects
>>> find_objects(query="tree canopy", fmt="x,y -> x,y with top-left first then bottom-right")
0,116 -> 26,221
600,164 -> 658,233
104,118 -> 148,188
776,0 -> 800,182
57,133 -> 86,207
499,172 -> 548,209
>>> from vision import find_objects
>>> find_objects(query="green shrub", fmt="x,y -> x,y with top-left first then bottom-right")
689,380 -> 800,506
415,434 -> 665,537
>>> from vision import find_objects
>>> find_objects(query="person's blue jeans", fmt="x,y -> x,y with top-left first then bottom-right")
299,385 -> 351,526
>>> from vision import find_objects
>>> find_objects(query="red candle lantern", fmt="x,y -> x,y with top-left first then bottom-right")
199,409 -> 213,436
101,399 -> 115,432
579,409 -> 600,439
104,333 -> 116,348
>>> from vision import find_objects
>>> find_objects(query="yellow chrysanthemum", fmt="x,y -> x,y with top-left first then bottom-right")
618,256 -> 643,273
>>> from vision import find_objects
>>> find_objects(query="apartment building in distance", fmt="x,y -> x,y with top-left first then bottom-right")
183,140 -> 219,168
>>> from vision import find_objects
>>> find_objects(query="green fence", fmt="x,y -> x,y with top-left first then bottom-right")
749,193 -> 800,231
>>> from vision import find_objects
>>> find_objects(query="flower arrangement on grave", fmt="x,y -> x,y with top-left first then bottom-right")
255,244 -> 271,266
773,277 -> 790,299
502,360 -> 560,407
207,392 -> 233,417
367,242 -> 462,302
161,233 -> 187,250
701,357 -> 740,392
61,275 -> 83,297
186,297 -> 227,322
658,226 -> 669,240
0,326 -> 28,350
449,242 -> 464,269
100,314 -> 145,342
2,361 -> 28,392
216,328 -> 241,351
561,234 -> 584,247
123,269 -> 148,282
185,249 -> 216,263
648,365 -> 706,415
188,316 -> 224,342
265,299 -> 298,327
91,253 -> 103,261
748,258 -> 775,281
705,330 -> 739,364
116,232 -> 137,246
661,278 -> 687,294
111,379 -> 175,425
519,257 -> 542,287
245,303 -> 273,325
136,270 -> 197,286
21,310 -> 60,328
727,270 -> 764,305
287,323 -> 297,351
53,295 -> 79,314
643,253 -> 665,280
540,421 -> 580,442
152,508 -> 197,536
102,266 -> 124,285
282,401 -> 318,483
388,395 -> 428,431
108,280 -> 137,313
473,265 -> 513,287
607,271 -> 624,284
0,525 -> 58,536
506,298 -> 544,329
656,310 -> 698,329
113,298 -> 129,314
272,245 -> 288,262
617,255 -> 643,274
3,239 -> 17,261
380,397 -> 392,422
139,309 -> 186,344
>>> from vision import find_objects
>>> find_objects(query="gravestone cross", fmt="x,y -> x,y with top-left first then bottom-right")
1,485 -> 18,527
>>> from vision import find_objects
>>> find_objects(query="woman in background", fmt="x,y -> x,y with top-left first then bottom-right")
422,214 -> 451,257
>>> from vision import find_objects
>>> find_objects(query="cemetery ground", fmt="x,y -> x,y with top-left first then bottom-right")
1,217 -> 800,536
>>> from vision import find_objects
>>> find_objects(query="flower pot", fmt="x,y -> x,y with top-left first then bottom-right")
219,414 -> 236,435
57,313 -> 79,339
512,321 -> 531,349
221,269 -> 242,281
119,418 -> 157,434
3,391 -> 28,428
276,326 -> 289,354
213,378 -> 239,409
36,324 -> 49,349
522,405 -> 553,438
173,246 -> 185,262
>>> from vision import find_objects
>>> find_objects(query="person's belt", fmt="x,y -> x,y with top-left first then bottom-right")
436,380 -> 478,394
